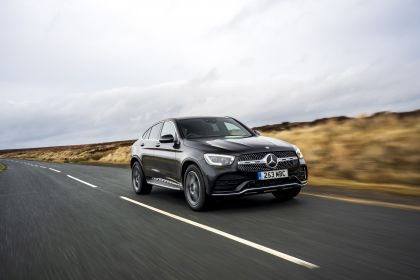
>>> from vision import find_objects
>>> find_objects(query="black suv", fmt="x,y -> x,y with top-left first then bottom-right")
131,117 -> 307,210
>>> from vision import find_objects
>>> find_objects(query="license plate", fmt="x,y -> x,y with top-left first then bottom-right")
258,169 -> 288,180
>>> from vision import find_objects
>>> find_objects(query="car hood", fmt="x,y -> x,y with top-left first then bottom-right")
183,136 -> 294,154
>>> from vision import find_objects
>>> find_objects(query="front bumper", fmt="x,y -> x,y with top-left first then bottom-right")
201,161 -> 308,197
211,181 -> 307,196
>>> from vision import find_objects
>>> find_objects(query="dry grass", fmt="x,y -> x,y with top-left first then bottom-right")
0,140 -> 134,166
1,110 -> 419,196
309,177 -> 420,196
260,111 -> 420,193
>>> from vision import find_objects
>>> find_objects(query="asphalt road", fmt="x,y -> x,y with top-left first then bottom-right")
0,159 -> 419,280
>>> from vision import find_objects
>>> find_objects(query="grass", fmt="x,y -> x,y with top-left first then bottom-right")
309,176 -> 420,196
259,110 -> 420,195
1,109 -> 419,196
0,140 -> 134,165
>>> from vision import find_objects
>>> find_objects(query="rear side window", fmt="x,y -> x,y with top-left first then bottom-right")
149,123 -> 163,140
142,128 -> 151,139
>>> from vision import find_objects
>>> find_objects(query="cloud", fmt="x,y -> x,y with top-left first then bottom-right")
212,0 -> 282,32
2,62 -> 419,149
0,0 -> 419,149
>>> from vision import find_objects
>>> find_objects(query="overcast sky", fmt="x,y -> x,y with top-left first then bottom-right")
1,0 -> 419,149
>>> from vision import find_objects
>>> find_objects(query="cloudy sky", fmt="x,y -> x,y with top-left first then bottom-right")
1,0 -> 419,149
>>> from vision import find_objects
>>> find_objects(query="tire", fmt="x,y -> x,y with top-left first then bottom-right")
272,187 -> 301,201
183,165 -> 209,211
132,161 -> 152,194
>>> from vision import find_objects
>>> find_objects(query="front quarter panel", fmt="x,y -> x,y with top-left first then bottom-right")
131,140 -> 139,158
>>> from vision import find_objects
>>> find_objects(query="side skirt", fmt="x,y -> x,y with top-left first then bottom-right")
146,177 -> 183,191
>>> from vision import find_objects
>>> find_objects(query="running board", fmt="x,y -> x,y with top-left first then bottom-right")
147,177 -> 183,191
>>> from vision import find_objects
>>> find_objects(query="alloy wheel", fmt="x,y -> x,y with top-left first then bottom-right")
132,164 -> 141,191
186,171 -> 200,204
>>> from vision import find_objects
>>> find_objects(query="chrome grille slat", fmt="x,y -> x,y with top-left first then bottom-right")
237,151 -> 299,172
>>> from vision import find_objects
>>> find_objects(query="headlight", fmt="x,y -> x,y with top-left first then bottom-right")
293,145 -> 304,159
204,154 -> 235,166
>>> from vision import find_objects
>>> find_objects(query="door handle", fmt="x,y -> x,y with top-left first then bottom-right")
140,143 -> 145,147
155,143 -> 160,147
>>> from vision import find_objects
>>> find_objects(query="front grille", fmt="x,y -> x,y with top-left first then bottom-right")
238,151 -> 296,161
237,151 -> 298,172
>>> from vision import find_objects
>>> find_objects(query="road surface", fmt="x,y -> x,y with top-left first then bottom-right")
0,159 -> 419,280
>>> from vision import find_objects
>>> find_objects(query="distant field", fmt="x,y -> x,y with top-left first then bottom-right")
0,140 -> 134,166
1,110 -> 419,196
255,110 -> 420,195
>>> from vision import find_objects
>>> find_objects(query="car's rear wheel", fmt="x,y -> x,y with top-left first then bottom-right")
132,161 -> 152,194
184,165 -> 208,211
272,187 -> 301,200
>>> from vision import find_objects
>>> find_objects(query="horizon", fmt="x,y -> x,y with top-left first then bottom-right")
1,108 -> 417,151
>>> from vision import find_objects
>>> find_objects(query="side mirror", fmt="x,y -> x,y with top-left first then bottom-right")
253,130 -> 261,136
159,134 -> 175,143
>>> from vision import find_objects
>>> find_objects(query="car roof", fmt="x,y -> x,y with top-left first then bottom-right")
145,116 -> 232,128
168,116 -> 232,121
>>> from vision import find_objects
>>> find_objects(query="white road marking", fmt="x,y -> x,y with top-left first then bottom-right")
48,168 -> 61,173
120,196 -> 319,269
39,166 -> 47,169
67,175 -> 98,188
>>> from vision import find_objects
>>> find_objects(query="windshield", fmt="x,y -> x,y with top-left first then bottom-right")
178,117 -> 253,139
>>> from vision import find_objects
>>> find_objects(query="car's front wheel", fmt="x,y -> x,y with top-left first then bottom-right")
183,165 -> 208,211
272,187 -> 301,200
132,161 -> 152,194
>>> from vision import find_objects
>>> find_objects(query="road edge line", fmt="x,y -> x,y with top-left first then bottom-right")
303,193 -> 420,212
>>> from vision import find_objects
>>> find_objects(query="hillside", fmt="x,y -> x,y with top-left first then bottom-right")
255,110 -> 420,194
0,140 -> 135,165
1,109 -> 419,195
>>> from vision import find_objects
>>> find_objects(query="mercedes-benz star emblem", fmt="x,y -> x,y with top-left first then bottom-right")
264,153 -> 278,168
